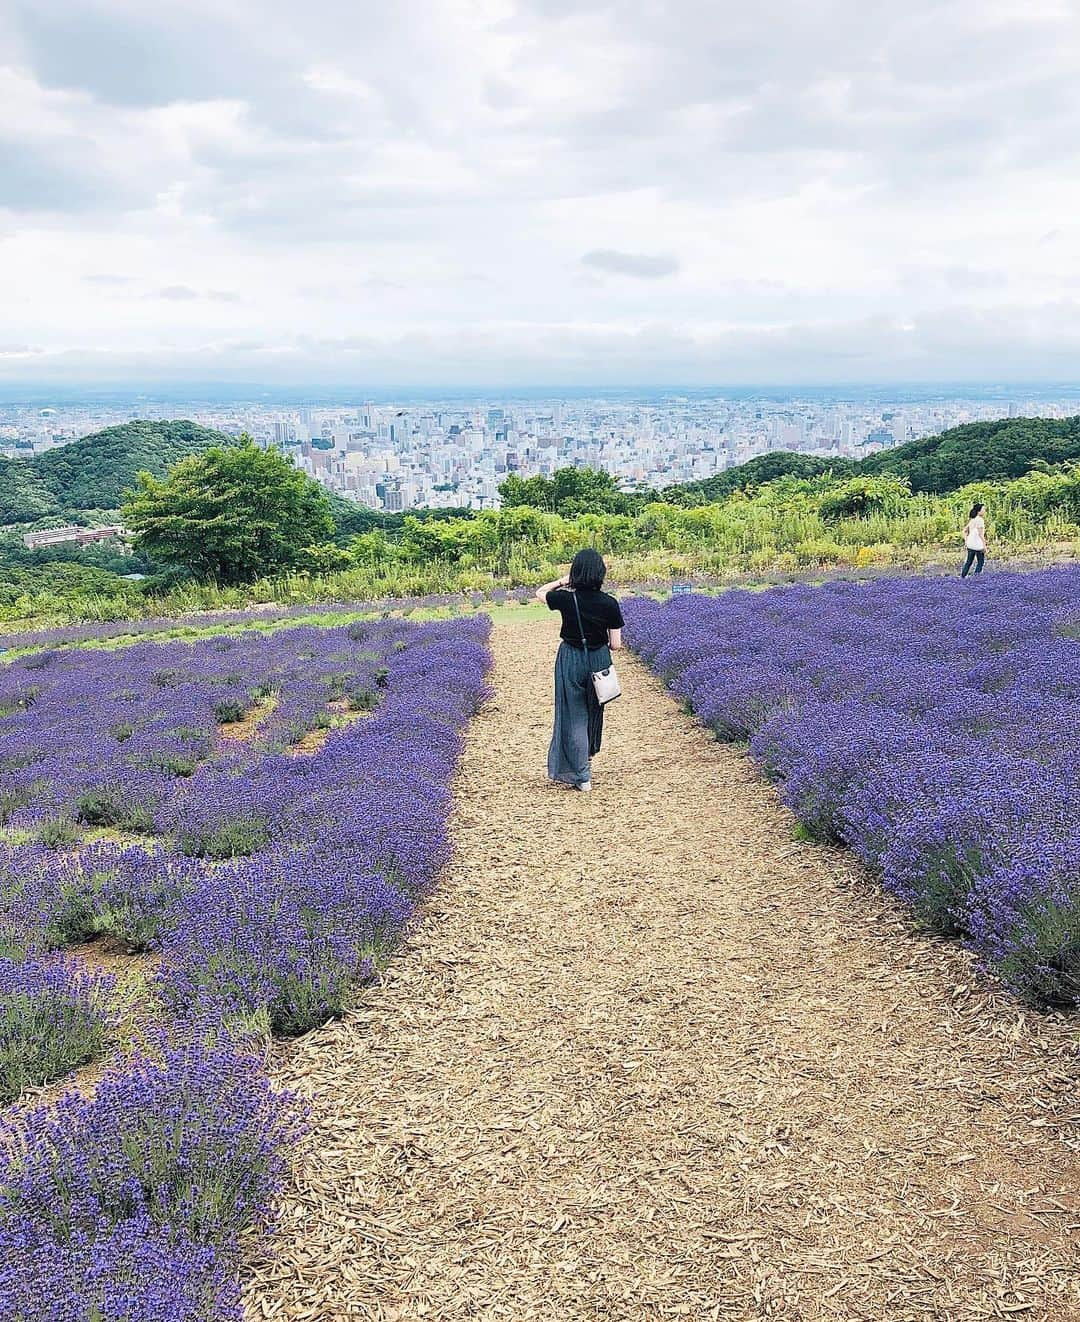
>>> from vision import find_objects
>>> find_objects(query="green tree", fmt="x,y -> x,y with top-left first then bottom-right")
499,467 -> 636,516
817,473 -> 912,523
551,467 -> 621,515
0,458 -> 61,523
123,436 -> 334,584
498,473 -> 556,511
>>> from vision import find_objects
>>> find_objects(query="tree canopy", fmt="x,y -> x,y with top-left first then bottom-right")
857,416 -> 1080,492
499,467 -> 640,516
123,436 -> 335,584
664,452 -> 852,506
0,458 -> 61,524
667,415 -> 1080,506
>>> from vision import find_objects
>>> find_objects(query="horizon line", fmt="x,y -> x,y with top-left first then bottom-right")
3,379 -> 1080,399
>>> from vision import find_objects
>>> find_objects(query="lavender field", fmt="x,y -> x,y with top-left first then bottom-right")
0,615 -> 492,1319
625,569 -> 1080,1009
0,588 -> 539,655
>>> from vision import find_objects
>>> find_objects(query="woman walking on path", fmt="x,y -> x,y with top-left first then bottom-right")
535,549 -> 623,792
961,502 -> 988,577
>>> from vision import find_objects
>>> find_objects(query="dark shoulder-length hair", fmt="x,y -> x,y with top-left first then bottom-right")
568,547 -> 607,592
969,502 -> 985,519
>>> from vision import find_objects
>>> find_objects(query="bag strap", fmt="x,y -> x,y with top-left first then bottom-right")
570,589 -> 591,652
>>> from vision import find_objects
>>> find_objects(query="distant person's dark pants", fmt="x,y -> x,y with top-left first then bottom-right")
961,549 -> 985,577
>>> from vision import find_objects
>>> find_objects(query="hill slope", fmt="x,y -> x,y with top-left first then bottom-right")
0,419 -> 457,541
666,415 -> 1080,503
857,415 -> 1080,492
0,458 -> 62,524
22,420 -> 234,518
664,451 -> 853,504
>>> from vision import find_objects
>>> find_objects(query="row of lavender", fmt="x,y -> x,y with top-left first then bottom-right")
0,588 -> 536,654
0,616 -> 492,1320
624,569 -> 1080,1008
2,619 -> 419,838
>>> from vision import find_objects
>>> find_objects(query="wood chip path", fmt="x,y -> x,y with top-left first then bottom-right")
245,613 -> 1080,1322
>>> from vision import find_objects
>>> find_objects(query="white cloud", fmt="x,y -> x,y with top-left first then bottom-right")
155,285 -> 201,301
582,250 -> 681,278
1,0 -> 1079,383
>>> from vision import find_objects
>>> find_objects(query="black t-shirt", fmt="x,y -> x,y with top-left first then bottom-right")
546,588 -> 624,648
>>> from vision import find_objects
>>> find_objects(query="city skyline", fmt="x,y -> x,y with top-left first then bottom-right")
3,2 -> 1080,387
6,389 -> 1077,515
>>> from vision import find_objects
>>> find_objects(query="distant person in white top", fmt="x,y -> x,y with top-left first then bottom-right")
961,503 -> 987,577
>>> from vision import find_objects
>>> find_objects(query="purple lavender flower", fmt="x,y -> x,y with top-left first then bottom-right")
966,823 -> 1080,1005
0,1039 -> 306,1251
46,843 -> 203,950
0,955 -> 114,1103
0,609 -> 493,1293
625,569 -> 1080,1006
0,1214 -> 241,1322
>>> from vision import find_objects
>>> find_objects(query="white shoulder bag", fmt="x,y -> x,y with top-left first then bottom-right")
571,591 -> 622,705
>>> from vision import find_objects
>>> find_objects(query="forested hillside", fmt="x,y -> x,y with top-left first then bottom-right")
667,415 -> 1080,503
1,420 -> 233,524
665,452 -> 851,505
857,415 -> 1080,491
30,420 -> 232,517
0,459 -> 61,524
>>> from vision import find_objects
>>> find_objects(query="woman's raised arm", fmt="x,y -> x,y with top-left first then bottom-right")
535,574 -> 567,603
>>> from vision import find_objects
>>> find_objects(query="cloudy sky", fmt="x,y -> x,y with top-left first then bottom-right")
2,0 -> 1080,387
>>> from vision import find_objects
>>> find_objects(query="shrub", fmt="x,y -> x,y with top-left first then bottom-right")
46,845 -> 201,951
966,830 -> 1080,1006
178,815 -> 271,859
39,816 -> 79,850
0,1040 -> 305,1252
158,855 -> 411,1035
75,782 -> 159,834
0,956 -> 114,1103
0,1216 -> 241,1322
213,696 -> 249,724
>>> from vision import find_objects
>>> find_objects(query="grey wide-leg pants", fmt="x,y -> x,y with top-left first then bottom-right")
547,641 -> 610,786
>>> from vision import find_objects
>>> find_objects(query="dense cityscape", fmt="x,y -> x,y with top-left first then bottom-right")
3,391 -> 1079,512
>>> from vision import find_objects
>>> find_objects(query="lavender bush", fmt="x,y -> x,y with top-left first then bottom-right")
0,1215 -> 241,1322
0,843 -> 61,959
157,856 -> 410,1034
0,956 -> 114,1104
0,1040 -> 305,1251
156,619 -> 491,1033
45,843 -> 203,951
0,620 -> 416,830
0,587 -> 524,654
625,569 -> 1080,1006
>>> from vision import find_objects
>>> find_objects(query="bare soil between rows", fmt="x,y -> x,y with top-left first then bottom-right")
245,614 -> 1079,1322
